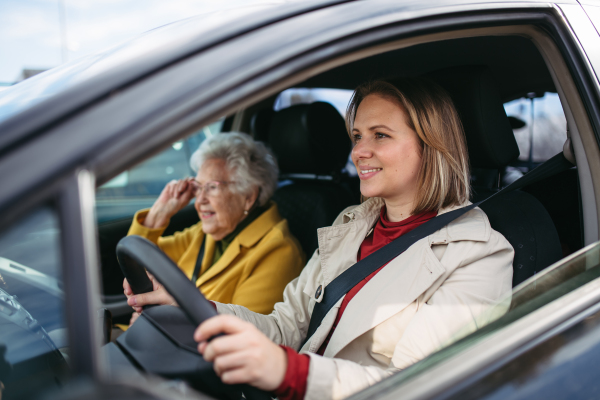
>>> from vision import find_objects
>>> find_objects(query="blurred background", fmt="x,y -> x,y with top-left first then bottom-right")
0,0 -> 267,88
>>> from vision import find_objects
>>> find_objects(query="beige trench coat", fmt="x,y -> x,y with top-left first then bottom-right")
216,197 -> 514,399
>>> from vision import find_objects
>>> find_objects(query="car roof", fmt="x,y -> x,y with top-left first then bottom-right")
0,0 -> 351,155
0,0 -> 582,158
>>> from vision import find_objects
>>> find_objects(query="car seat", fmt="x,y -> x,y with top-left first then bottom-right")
266,101 -> 355,257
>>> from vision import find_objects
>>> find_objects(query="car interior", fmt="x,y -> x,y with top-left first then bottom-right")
98,33 -> 582,323
2,16 -> 599,400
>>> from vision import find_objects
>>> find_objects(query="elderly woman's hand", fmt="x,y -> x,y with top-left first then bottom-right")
194,315 -> 287,391
123,272 -> 177,317
144,178 -> 196,228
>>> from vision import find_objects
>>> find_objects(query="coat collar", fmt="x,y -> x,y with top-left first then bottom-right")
341,197 -> 489,244
195,202 -> 282,286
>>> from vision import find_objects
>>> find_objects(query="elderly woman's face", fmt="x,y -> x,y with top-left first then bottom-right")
194,158 -> 257,241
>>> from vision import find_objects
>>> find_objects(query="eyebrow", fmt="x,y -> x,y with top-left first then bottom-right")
352,124 -> 394,132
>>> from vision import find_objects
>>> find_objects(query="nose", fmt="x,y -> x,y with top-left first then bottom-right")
351,136 -> 373,161
195,186 -> 210,203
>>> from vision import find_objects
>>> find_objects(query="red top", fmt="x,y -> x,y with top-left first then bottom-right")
274,207 -> 437,400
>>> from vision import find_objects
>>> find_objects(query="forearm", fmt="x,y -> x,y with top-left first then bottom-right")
143,205 -> 173,229
215,302 -> 290,345
128,209 -> 167,243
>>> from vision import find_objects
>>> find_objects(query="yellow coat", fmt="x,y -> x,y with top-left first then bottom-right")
127,202 -> 305,314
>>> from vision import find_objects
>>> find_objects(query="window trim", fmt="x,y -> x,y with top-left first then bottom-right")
58,169 -> 103,379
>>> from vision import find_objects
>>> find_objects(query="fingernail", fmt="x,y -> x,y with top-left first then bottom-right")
129,297 -> 137,306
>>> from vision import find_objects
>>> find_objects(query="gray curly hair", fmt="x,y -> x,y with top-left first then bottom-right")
190,132 -> 279,207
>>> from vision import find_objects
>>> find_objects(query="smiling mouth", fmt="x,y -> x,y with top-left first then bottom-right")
200,211 -> 216,218
360,168 -> 382,174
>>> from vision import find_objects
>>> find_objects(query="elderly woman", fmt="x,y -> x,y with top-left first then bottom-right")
124,132 -> 305,316
192,79 -> 514,400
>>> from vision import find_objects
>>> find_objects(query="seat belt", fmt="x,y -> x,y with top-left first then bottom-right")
191,236 -> 206,283
302,153 -> 573,347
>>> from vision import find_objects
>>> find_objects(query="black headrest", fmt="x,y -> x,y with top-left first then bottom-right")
426,66 -> 520,169
268,102 -> 351,175
250,108 -> 274,143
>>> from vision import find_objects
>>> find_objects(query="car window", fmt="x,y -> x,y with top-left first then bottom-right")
95,119 -> 223,223
504,93 -> 567,168
274,87 -> 353,116
0,206 -> 68,400
388,241 -> 600,386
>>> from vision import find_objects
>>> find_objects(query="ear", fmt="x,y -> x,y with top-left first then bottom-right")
243,187 -> 260,211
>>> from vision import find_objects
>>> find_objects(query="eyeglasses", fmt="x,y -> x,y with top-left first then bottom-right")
190,179 -> 235,198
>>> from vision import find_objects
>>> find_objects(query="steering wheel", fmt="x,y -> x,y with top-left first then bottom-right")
116,235 -> 271,400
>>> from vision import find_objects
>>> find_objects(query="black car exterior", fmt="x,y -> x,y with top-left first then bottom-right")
0,0 -> 600,399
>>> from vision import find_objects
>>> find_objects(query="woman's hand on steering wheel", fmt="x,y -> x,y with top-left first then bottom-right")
123,272 -> 178,314
194,315 -> 287,391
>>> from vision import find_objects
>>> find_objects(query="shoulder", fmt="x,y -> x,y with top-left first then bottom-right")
431,203 -> 513,262
250,216 -> 304,259
434,203 -> 493,243
440,205 -> 514,264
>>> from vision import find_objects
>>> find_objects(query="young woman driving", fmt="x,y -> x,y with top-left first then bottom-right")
193,79 -> 514,400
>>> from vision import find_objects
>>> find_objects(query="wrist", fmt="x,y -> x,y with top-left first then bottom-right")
273,346 -> 310,400
144,207 -> 172,228
273,344 -> 288,390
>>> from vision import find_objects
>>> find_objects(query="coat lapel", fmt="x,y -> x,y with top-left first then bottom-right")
302,199 -> 382,351
195,202 -> 281,287
323,239 -> 445,358
195,235 -> 239,286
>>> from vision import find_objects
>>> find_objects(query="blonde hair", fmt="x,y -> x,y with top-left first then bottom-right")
346,79 -> 470,214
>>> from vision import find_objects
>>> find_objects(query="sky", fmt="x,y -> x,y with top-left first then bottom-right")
0,0 -> 271,84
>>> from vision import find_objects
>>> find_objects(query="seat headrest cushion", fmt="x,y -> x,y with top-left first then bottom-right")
268,102 -> 351,175
426,66 -> 520,169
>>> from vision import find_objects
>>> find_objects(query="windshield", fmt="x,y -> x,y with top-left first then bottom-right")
373,241 -> 600,392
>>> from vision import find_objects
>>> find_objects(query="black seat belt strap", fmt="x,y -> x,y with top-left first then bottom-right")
302,153 -> 573,347
191,236 -> 206,283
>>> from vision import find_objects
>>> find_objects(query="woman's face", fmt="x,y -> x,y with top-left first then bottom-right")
351,94 -> 423,207
194,158 -> 257,241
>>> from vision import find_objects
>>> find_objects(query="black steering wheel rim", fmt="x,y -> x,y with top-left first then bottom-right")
116,235 -> 271,400
117,235 -> 218,324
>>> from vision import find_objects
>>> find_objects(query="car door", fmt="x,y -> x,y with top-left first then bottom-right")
0,169 -> 102,400
3,0 -> 600,399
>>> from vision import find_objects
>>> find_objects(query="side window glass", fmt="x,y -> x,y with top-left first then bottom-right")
274,87 -> 352,116
0,206 -> 68,400
95,119 -> 223,223
504,93 -> 567,171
